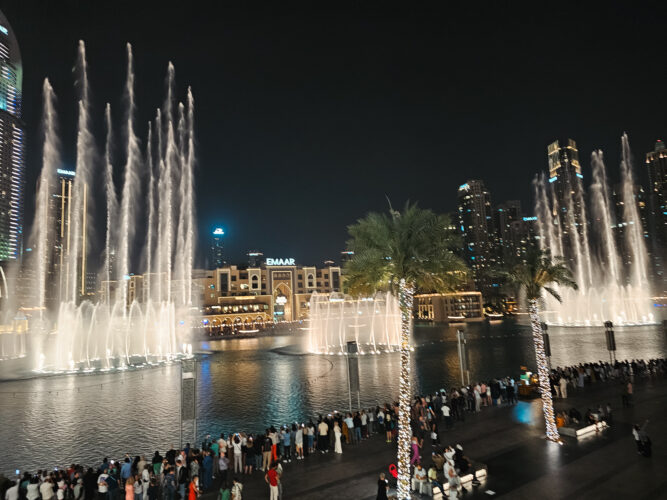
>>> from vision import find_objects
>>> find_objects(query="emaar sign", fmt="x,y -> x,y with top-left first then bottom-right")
266,258 -> 295,266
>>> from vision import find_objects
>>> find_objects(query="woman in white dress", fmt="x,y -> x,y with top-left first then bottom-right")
334,422 -> 343,454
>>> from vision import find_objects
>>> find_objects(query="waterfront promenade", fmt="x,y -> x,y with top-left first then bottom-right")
205,375 -> 667,499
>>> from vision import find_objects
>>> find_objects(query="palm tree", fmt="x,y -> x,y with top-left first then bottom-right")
345,202 -> 466,499
503,249 -> 577,442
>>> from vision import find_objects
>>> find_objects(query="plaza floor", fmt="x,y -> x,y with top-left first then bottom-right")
204,374 -> 667,499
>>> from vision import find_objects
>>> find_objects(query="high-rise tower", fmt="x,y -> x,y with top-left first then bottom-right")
0,10 -> 24,261
209,227 -> 225,268
458,180 -> 492,289
547,139 -> 586,266
646,140 -> 667,293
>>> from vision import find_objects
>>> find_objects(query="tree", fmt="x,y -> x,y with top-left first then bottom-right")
503,248 -> 577,441
345,202 -> 466,499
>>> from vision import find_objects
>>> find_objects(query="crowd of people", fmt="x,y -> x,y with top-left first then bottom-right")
2,357 -> 664,500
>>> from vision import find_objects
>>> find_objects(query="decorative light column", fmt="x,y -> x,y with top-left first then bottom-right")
396,279 -> 414,499
529,299 -> 559,441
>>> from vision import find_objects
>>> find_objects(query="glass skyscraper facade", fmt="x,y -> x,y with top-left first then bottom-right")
0,10 -> 24,261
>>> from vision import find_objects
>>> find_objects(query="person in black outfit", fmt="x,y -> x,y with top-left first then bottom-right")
376,473 -> 389,500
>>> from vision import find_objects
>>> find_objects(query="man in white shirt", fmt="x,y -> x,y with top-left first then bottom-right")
317,419 -> 328,453
411,464 -> 428,494
40,478 -> 55,500
5,481 -> 19,500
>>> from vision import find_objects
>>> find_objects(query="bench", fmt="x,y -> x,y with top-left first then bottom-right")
559,420 -> 608,439
428,463 -> 488,498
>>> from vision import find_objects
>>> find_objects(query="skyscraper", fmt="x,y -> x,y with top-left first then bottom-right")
547,139 -> 586,266
209,227 -> 225,268
0,10 -> 24,262
458,180 -> 492,289
646,140 -> 667,292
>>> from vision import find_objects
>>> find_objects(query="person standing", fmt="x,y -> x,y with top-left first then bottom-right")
333,422 -> 343,454
264,463 -> 279,500
376,473 -> 389,500
187,477 -> 199,500
124,477 -> 134,500
295,425 -> 304,460
317,419 -> 328,453
202,452 -> 213,490
261,432 -> 272,472
559,376 -> 568,399
230,478 -> 242,500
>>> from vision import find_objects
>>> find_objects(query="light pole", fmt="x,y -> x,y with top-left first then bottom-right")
456,329 -> 470,386
604,321 -> 616,364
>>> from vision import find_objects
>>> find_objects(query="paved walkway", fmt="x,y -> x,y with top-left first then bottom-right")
204,375 -> 667,499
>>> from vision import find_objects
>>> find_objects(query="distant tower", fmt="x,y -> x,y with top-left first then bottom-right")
0,10 -> 25,261
247,250 -> 263,267
645,140 -> 667,292
209,227 -> 225,268
547,139 -> 585,263
458,180 -> 493,290
51,168 -> 75,301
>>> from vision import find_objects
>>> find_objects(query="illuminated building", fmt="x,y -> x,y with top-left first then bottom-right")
194,258 -> 343,332
457,180 -> 492,289
414,292 -> 484,322
547,139 -> 586,264
0,10 -> 24,261
247,250 -> 263,267
340,250 -> 354,266
645,140 -> 667,293
209,227 -> 225,268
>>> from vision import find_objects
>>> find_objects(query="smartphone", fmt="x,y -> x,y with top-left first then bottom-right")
110,460 -> 115,464
54,467 -> 58,471
15,470 -> 19,475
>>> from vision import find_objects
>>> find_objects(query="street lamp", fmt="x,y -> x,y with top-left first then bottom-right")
604,321 -> 616,364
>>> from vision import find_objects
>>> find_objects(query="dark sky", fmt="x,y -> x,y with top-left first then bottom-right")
2,1 -> 667,266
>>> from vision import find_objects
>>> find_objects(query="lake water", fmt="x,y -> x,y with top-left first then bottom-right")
0,319 -> 665,475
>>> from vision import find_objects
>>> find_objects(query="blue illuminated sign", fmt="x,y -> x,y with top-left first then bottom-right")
576,173 -> 584,179
213,228 -> 224,236
523,216 -> 537,221
549,177 -> 557,183
57,169 -> 75,177
0,26 -> 7,36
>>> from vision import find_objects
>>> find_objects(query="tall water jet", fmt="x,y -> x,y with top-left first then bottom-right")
590,151 -> 621,282
183,88 -> 196,305
620,133 -> 649,289
67,40 -> 95,303
160,63 -> 177,303
33,79 -> 60,313
118,43 -> 142,307
145,121 -> 155,302
103,103 -> 117,303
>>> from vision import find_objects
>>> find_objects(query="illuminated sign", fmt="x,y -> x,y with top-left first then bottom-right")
275,295 -> 288,305
522,216 -> 537,221
213,228 -> 224,236
57,169 -> 75,177
458,183 -> 470,191
0,26 -> 7,36
266,258 -> 295,266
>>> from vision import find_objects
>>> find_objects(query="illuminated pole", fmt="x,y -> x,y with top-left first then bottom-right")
396,279 -> 414,499
529,299 -> 559,442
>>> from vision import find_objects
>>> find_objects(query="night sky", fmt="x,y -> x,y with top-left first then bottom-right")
3,2 -> 667,267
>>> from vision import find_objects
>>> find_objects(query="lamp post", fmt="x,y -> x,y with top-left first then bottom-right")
604,321 -> 616,364
456,329 -> 470,386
